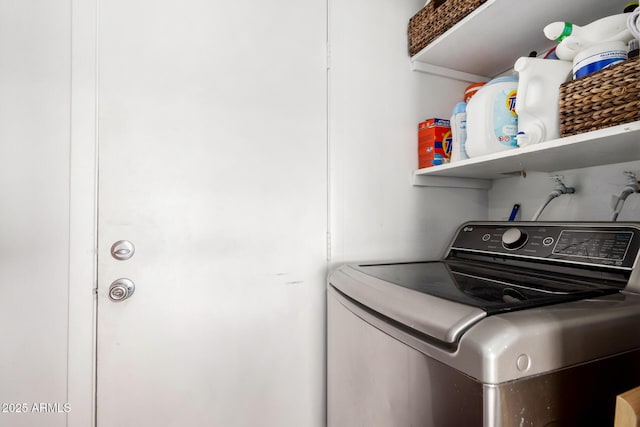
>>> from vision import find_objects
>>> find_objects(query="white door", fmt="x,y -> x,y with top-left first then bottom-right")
96,1 -> 327,426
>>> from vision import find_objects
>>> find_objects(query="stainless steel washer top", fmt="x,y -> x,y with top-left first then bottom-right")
328,221 -> 640,384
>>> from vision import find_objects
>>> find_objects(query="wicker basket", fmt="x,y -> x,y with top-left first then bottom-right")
559,56 -> 640,137
408,0 -> 488,57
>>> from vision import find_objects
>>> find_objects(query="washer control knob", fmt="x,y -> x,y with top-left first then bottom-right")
502,228 -> 528,250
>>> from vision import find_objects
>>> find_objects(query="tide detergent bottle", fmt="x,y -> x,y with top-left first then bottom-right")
465,76 -> 518,158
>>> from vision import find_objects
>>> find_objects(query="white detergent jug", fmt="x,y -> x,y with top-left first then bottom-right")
465,76 -> 518,158
514,57 -> 572,147
544,13 -> 633,61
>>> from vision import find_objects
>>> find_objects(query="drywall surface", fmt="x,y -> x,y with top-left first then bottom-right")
329,0 -> 488,266
488,160 -> 640,222
0,2 -> 72,426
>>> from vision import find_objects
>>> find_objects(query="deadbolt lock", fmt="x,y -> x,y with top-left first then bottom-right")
111,240 -> 135,261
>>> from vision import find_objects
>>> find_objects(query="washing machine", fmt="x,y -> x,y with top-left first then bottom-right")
327,221 -> 640,426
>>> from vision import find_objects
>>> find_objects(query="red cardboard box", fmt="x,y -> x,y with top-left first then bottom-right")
418,118 -> 451,169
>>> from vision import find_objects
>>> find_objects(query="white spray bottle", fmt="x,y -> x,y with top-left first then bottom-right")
544,13 -> 633,60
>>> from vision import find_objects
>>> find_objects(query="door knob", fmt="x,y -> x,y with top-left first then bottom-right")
111,240 -> 135,261
108,278 -> 135,302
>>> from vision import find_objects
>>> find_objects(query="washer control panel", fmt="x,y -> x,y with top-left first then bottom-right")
449,223 -> 640,269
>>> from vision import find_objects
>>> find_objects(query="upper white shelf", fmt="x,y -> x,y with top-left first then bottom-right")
413,121 -> 640,188
410,0 -> 625,79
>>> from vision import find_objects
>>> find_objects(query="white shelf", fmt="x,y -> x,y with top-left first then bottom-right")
410,0 -> 624,80
413,121 -> 640,188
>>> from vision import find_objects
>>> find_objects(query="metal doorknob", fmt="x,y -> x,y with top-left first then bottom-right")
108,278 -> 135,302
111,240 -> 135,261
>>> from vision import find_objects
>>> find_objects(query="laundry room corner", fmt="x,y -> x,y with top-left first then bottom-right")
327,0 -> 488,268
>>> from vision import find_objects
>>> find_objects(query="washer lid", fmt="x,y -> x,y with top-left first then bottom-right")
329,261 -> 620,345
353,261 -> 618,315
329,264 -> 487,345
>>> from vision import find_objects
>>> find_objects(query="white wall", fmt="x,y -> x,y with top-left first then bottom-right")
488,160 -> 640,222
329,0 -> 488,265
0,1 -> 73,426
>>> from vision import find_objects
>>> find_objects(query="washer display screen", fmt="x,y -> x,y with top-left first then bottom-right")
553,231 -> 633,261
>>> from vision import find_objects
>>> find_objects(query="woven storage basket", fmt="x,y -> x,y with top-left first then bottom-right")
408,0 -> 487,57
559,56 -> 640,137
